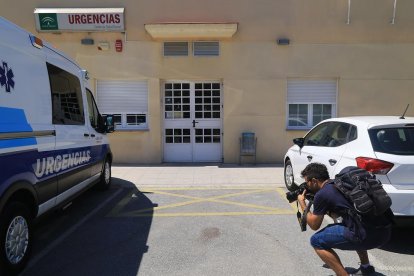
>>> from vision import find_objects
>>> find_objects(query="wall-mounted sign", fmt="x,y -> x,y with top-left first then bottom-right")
34,8 -> 125,32
115,39 -> 123,52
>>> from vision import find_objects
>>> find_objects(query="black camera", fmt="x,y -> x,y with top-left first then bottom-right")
286,182 -> 310,203
286,182 -> 315,231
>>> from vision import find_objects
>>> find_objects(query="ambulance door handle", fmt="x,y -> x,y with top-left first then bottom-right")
91,134 -> 95,137
84,133 -> 90,137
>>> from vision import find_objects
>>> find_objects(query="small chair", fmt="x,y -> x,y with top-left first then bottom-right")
239,132 -> 257,165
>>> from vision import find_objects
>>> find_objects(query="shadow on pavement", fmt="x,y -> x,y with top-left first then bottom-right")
323,264 -> 386,276
22,177 -> 154,276
380,223 -> 414,255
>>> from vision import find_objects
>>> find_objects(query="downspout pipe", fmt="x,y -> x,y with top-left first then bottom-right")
390,0 -> 397,24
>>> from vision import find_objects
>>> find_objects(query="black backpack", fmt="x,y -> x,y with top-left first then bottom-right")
333,166 -> 394,241
334,166 -> 393,218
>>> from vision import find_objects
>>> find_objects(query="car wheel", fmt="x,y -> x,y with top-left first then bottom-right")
284,160 -> 297,191
98,158 -> 112,190
0,202 -> 32,274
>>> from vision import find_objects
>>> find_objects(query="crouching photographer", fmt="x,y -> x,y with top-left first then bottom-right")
295,163 -> 391,276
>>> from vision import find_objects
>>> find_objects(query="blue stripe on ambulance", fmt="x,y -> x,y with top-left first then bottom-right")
0,144 -> 109,204
0,107 -> 37,149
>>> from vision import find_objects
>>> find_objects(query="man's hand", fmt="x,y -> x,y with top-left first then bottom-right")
297,189 -> 307,212
298,189 -> 324,231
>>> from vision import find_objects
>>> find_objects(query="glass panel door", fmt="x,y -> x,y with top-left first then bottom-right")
163,81 -> 222,162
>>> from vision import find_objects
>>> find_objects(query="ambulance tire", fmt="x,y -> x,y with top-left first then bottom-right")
98,158 -> 112,190
0,201 -> 32,275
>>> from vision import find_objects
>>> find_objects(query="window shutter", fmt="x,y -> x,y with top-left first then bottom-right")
97,80 -> 148,114
287,79 -> 337,103
193,41 -> 219,56
163,42 -> 189,56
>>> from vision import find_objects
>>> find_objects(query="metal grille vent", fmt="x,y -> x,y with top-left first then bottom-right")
163,42 -> 189,56
193,41 -> 219,56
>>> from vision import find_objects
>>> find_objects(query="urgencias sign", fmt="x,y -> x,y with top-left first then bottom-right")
34,8 -> 125,32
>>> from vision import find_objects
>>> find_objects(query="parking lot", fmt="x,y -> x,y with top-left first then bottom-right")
21,165 -> 414,276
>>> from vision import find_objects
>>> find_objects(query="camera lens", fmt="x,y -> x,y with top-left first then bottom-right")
286,190 -> 299,203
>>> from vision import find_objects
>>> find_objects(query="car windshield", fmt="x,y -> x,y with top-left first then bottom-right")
369,127 -> 414,155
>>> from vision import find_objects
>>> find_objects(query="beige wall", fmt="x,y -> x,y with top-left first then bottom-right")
1,0 -> 414,164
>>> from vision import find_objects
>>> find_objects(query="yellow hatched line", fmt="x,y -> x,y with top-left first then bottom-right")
108,187 -> 295,218
275,187 -> 297,211
135,189 -> 279,213
107,190 -> 135,217
118,210 -> 295,217
136,186 -> 279,190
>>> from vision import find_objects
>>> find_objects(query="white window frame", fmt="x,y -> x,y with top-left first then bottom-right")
286,79 -> 337,130
96,80 -> 149,130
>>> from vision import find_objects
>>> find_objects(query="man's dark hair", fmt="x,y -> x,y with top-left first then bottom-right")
301,163 -> 330,181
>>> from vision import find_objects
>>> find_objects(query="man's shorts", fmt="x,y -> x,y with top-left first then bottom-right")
310,224 -> 391,251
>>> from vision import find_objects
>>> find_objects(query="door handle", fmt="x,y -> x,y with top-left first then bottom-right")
329,159 -> 337,166
192,120 -> 199,127
91,134 -> 96,137
307,155 -> 313,162
84,133 -> 90,137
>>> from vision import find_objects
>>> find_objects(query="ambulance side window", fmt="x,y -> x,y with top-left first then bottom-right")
47,63 -> 85,125
86,89 -> 100,129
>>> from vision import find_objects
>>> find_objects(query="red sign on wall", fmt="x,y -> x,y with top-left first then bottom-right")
115,39 -> 122,52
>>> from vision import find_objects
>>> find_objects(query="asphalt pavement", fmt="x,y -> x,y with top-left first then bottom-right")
111,163 -> 286,188
20,164 -> 414,276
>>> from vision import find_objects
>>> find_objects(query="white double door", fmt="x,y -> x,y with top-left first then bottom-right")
163,81 -> 222,162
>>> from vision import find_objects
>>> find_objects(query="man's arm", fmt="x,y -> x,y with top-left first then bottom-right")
297,190 -> 324,231
304,211 -> 324,230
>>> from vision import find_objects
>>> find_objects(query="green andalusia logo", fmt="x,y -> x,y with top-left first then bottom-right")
39,13 -> 58,30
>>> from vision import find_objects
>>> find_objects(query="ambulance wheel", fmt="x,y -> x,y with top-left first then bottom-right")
0,202 -> 32,274
98,158 -> 112,190
284,160 -> 297,191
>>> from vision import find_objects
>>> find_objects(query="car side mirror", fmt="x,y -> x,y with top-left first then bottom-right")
104,115 -> 115,133
293,138 -> 304,148
97,115 -> 115,133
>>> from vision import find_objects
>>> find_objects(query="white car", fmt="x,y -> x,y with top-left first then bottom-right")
284,116 -> 414,217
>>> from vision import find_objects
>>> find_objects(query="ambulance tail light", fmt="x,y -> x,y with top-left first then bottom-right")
30,35 -> 43,49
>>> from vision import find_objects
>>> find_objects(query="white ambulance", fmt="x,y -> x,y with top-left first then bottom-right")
0,17 -> 114,273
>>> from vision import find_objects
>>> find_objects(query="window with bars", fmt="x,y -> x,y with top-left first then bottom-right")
47,63 -> 85,125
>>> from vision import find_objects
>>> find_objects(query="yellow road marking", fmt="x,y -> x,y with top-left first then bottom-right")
275,187 -> 297,211
135,186 -> 279,190
107,190 -> 135,217
116,211 -> 295,217
108,187 -> 295,217
137,189 -> 280,212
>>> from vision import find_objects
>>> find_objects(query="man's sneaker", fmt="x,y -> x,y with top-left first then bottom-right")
359,265 -> 376,275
